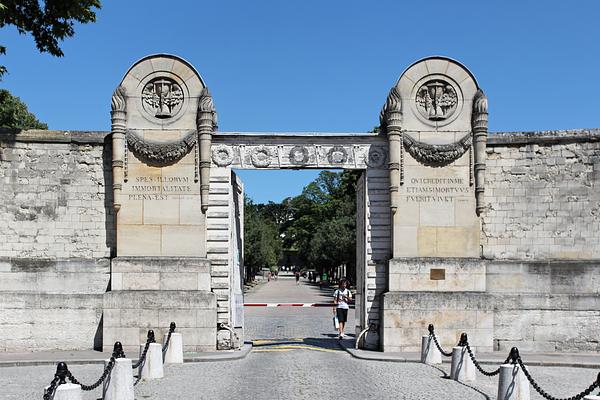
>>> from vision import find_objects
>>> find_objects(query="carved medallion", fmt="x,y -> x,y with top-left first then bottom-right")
212,145 -> 234,167
365,146 -> 387,168
251,146 -> 272,167
142,78 -> 184,119
415,80 -> 458,121
327,146 -> 348,164
289,146 -> 309,165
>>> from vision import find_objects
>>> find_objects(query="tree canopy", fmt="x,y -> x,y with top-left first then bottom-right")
0,89 -> 47,129
0,0 -> 101,78
244,170 -> 359,282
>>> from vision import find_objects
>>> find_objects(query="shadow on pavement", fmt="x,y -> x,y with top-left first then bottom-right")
252,335 -> 356,351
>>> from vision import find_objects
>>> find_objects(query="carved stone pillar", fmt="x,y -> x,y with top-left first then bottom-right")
197,88 -> 216,212
381,87 -> 402,257
111,86 -> 127,211
472,89 -> 488,215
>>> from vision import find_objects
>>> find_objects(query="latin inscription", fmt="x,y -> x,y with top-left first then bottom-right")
127,176 -> 193,200
405,177 -> 469,203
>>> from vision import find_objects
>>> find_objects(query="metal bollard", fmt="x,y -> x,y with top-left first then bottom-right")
450,333 -> 476,382
497,349 -> 530,400
164,328 -> 184,365
140,342 -> 164,380
46,383 -> 83,400
103,342 -> 134,400
420,335 -> 442,365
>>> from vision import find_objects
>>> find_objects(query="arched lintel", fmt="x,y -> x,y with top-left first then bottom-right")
120,53 -> 206,88
396,55 -> 480,90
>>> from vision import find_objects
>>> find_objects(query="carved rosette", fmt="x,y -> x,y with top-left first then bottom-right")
289,146 -> 310,165
365,146 -> 387,168
402,133 -> 472,166
212,145 -> 234,167
251,146 -> 272,167
327,146 -> 348,164
126,130 -> 197,166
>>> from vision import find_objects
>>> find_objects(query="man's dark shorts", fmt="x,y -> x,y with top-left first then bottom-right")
336,308 -> 348,323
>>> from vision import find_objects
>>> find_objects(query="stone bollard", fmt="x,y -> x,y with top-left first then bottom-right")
45,383 -> 82,400
450,334 -> 476,382
164,332 -> 184,364
139,342 -> 164,380
103,342 -> 134,400
497,365 -> 530,400
420,335 -> 442,365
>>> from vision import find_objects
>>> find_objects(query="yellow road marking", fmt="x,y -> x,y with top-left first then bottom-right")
252,344 -> 343,353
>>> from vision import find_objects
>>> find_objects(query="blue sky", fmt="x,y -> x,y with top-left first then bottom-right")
1,1 -> 599,203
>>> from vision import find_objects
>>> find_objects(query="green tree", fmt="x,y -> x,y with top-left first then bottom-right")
281,170 -> 359,281
0,0 -> 101,78
244,197 -> 282,278
0,89 -> 47,129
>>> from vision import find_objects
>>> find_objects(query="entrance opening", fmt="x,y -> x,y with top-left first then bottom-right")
236,169 -> 364,351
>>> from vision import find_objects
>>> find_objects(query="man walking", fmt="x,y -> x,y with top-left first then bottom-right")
333,278 -> 352,339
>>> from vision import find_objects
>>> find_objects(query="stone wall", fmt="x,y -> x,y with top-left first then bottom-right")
0,130 -> 114,259
483,129 -> 600,260
0,258 -> 108,351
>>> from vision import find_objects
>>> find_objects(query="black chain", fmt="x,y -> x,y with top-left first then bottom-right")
43,362 -> 68,400
427,324 -> 453,357
67,357 -> 115,391
133,330 -> 156,369
63,342 -> 126,392
516,355 -> 600,400
162,322 -> 176,353
42,376 -> 60,400
464,340 -> 510,377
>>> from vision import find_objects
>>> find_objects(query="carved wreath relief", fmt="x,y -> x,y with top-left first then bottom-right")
142,78 -> 184,119
251,145 -> 272,167
289,146 -> 309,165
327,146 -> 348,164
365,146 -> 387,168
127,130 -> 196,166
415,80 -> 458,121
212,145 -> 234,167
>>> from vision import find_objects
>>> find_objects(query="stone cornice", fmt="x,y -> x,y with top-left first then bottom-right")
2,128 -> 600,146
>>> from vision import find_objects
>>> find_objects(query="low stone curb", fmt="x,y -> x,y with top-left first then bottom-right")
0,343 -> 253,368
340,343 -> 600,369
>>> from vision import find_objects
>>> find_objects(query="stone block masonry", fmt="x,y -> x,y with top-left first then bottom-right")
1,128 -> 600,353
0,131 -> 114,259
483,129 -> 600,260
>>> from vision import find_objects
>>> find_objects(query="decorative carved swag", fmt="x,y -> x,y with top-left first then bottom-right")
402,133 -> 472,166
126,130 -> 197,166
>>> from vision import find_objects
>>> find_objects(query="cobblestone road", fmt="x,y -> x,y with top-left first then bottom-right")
5,278 -> 600,399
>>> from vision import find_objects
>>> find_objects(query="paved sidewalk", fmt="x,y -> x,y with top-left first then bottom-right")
341,342 -> 600,368
0,344 -> 252,367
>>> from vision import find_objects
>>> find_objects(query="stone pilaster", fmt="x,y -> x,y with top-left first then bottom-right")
197,88 -> 216,213
111,86 -> 127,212
381,87 -> 403,257
472,89 -> 488,216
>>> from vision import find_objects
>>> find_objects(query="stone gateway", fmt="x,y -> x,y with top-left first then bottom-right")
0,54 -> 598,353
